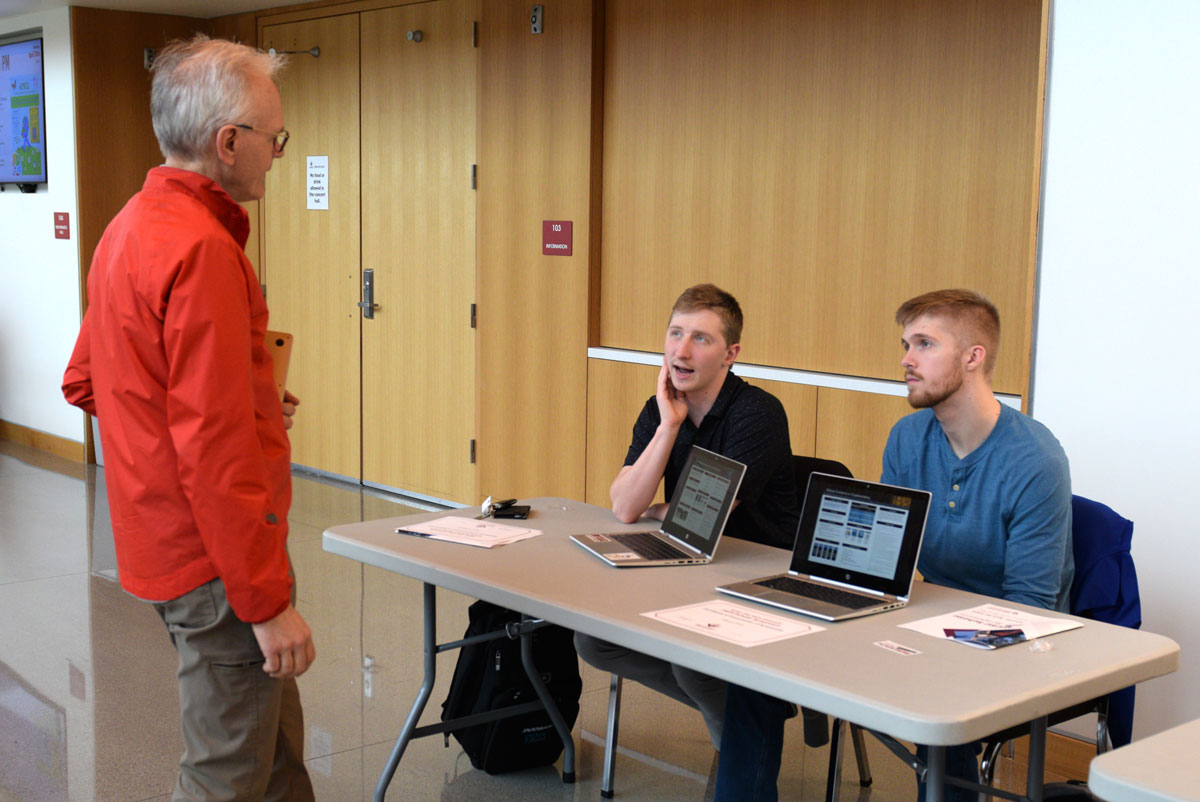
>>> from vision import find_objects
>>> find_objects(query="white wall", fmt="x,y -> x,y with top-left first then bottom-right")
1034,0 -> 1200,738
0,7 -> 83,442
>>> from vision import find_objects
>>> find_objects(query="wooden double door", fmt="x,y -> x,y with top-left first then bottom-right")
262,0 -> 478,504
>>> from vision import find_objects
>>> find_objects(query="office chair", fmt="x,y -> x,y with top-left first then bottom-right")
827,495 -> 1142,801
793,455 -> 854,486
597,454 -> 861,799
977,495 -> 1141,788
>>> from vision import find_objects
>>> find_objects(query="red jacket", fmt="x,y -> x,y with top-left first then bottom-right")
63,167 -> 292,623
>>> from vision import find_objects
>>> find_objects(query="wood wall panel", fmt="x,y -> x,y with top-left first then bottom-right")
71,8 -> 210,294
107,0 -> 1049,507
759,378 -> 818,460
255,0 -> 433,27
814,387 -> 914,482
599,0 -> 1045,396
209,10 -> 258,43
585,360 -> 659,506
477,0 -> 602,501
584,360 -> 818,505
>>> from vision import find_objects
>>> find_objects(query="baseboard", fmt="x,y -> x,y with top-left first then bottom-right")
0,420 -> 86,463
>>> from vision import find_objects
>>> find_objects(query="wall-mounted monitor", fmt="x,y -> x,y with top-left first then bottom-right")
0,36 -> 47,191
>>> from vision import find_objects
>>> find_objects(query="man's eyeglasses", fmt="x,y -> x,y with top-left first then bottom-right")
233,124 -> 289,154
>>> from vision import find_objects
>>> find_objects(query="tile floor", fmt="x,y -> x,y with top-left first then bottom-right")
2,439 -> 1036,801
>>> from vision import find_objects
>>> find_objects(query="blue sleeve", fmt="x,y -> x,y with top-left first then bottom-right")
1001,457 -> 1073,610
881,422 -> 902,485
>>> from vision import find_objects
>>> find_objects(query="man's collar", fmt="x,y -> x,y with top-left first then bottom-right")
935,394 -> 1004,460
701,370 -> 743,421
145,166 -> 251,248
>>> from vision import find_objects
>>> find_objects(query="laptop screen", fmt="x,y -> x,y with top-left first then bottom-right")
790,473 -> 930,598
660,447 -> 746,554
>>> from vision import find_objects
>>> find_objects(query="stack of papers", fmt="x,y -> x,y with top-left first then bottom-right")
394,516 -> 541,548
899,603 -> 1082,650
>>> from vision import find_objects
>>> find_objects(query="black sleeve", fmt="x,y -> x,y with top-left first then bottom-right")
623,396 -> 661,467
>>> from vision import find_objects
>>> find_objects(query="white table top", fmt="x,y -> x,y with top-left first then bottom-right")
1089,718 -> 1200,802
323,497 -> 1180,747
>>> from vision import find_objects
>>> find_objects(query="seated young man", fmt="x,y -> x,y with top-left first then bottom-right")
714,289 -> 1073,801
574,283 -> 799,748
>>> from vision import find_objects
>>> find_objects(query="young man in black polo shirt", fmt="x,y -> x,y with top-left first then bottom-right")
574,283 -> 799,748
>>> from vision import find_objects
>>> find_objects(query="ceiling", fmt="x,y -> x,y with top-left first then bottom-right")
2,0 -> 289,22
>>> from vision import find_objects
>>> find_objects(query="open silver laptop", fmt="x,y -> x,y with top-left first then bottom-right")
571,446 -> 746,567
718,473 -> 930,620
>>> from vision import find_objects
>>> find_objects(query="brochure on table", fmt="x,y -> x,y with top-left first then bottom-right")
393,516 -> 541,548
900,603 -> 1082,650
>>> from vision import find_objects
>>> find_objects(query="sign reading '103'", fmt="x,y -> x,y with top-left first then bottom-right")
542,220 -> 572,256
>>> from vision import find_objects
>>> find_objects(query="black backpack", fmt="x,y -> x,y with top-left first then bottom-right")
440,600 -> 582,774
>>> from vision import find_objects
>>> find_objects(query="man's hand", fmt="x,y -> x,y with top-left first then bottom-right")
656,361 -> 688,428
281,391 -> 300,430
251,603 -> 316,679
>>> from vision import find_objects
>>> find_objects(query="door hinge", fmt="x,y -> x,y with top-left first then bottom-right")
470,303 -> 477,329
260,283 -> 267,300
469,439 -> 476,464
473,21 -> 479,48
470,164 -> 477,190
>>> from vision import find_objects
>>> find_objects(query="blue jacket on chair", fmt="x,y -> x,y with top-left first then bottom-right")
1069,495 -> 1141,746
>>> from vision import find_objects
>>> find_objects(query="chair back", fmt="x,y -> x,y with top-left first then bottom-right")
792,456 -> 853,507
1069,494 -> 1141,747
1069,495 -> 1141,629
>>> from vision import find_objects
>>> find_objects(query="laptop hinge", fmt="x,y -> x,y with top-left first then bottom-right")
667,533 -> 706,557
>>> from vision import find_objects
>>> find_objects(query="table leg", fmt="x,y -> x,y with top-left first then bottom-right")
519,617 -> 577,783
825,718 -> 845,802
601,674 -> 622,798
1026,716 -> 1047,802
373,582 -> 438,802
925,745 -> 946,802
850,725 -> 873,787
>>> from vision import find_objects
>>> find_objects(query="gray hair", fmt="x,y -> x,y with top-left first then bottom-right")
150,34 -> 286,162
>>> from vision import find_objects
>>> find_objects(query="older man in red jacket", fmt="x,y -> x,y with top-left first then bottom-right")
63,35 -> 314,802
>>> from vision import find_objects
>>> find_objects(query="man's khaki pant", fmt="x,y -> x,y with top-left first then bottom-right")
154,578 -> 314,802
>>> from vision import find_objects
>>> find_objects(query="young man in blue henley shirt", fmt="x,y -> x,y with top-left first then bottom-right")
714,289 -> 1073,802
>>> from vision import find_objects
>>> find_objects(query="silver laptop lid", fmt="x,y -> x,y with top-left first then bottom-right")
657,446 -> 746,558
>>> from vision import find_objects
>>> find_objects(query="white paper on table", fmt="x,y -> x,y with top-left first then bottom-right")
643,600 -> 824,647
394,516 -> 541,548
899,603 -> 1081,643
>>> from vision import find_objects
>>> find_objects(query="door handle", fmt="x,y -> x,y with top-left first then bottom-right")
358,268 -> 380,319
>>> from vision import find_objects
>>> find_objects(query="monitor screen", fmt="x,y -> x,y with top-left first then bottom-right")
0,37 -> 47,186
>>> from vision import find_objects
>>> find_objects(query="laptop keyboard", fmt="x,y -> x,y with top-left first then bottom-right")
611,531 -> 692,561
758,576 -> 882,610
